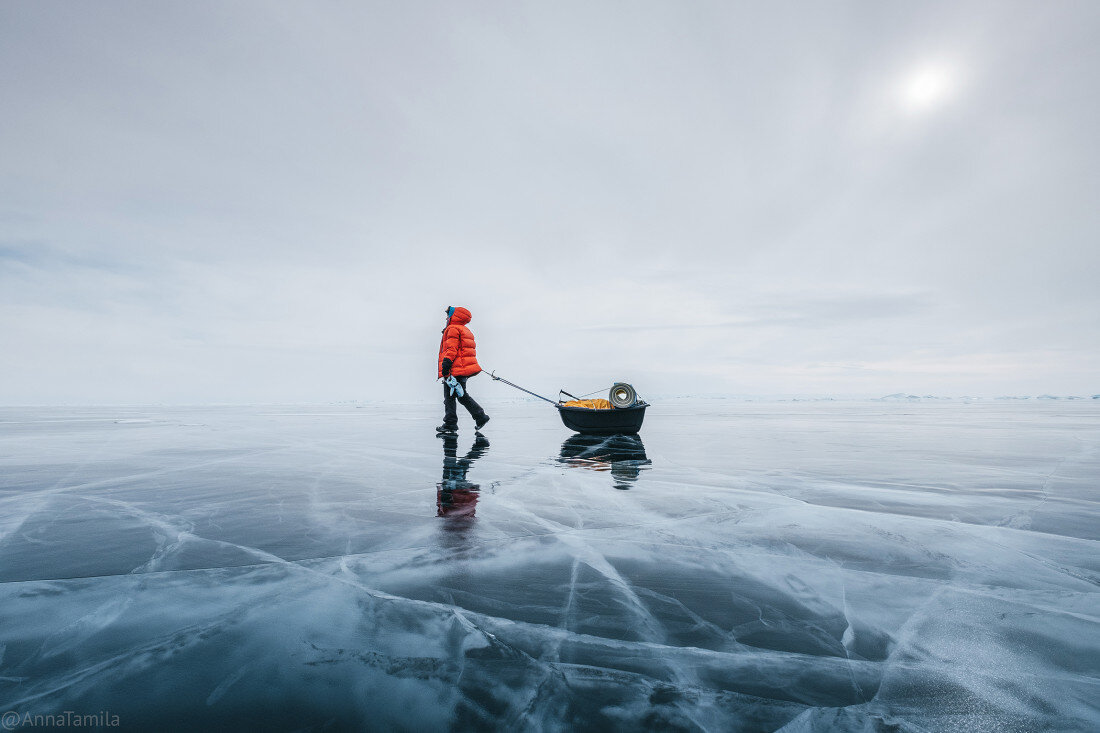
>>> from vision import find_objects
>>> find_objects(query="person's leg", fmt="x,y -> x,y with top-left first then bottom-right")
440,379 -> 458,428
456,376 -> 489,425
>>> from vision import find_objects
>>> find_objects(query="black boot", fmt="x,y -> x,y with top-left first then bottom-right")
436,424 -> 457,435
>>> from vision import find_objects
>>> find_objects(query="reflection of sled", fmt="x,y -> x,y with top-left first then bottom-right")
489,373 -> 649,435
558,434 -> 651,489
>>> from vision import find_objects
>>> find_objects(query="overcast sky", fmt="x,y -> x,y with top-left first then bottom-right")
2,1 -> 1098,404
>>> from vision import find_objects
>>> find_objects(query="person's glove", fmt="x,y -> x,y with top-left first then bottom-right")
441,358 -> 453,377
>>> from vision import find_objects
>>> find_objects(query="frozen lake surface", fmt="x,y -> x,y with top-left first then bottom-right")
1,400 -> 1098,731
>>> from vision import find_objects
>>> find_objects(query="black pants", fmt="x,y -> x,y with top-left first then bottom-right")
442,374 -> 488,427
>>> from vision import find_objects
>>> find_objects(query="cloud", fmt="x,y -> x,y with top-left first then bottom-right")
1,1 -> 1097,402
580,292 -> 933,332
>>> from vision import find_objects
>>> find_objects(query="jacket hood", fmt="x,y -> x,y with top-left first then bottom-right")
448,307 -> 472,325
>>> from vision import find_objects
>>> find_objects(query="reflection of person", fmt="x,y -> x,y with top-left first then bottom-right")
436,306 -> 490,436
558,434 -> 651,490
437,433 -> 490,518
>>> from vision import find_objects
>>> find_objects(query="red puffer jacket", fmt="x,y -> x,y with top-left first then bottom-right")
438,307 -> 482,378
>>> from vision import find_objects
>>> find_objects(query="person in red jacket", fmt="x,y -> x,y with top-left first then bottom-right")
437,306 -> 490,435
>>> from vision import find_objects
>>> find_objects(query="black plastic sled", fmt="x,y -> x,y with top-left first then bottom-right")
556,402 -> 648,435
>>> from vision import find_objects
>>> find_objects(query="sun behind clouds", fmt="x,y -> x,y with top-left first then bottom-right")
899,62 -> 959,112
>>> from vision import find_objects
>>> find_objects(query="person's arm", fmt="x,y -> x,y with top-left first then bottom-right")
440,327 -> 459,376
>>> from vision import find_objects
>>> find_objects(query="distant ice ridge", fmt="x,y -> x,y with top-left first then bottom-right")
643,393 -> 1099,402
874,393 -> 1095,402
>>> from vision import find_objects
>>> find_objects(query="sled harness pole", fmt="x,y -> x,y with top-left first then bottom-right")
488,371 -> 559,406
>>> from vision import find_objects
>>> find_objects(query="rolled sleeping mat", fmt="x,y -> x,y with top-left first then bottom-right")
609,382 -> 637,409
